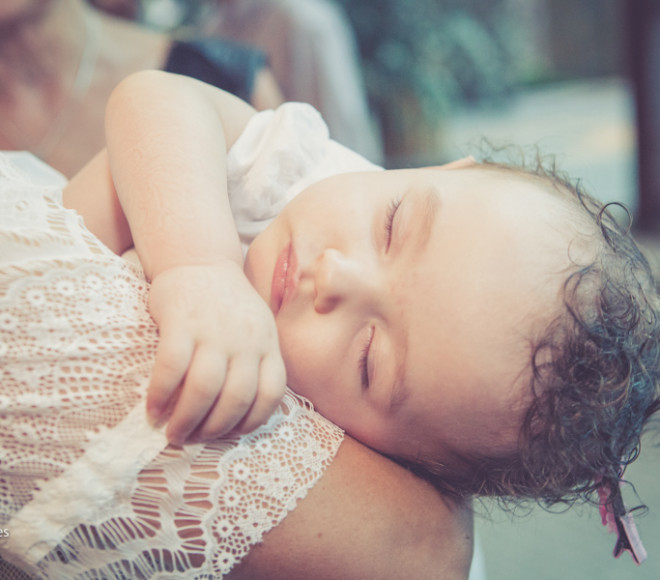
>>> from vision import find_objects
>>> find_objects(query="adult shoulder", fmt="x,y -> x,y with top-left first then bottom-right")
227,435 -> 474,580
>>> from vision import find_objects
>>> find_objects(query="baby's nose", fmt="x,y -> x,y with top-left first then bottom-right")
313,249 -> 369,314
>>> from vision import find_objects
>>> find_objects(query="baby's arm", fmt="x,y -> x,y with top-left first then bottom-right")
65,71 -> 286,444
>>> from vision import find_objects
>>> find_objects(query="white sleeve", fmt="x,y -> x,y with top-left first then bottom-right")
226,102 -> 382,251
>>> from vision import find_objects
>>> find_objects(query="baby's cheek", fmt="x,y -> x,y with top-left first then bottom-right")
282,346 -> 342,415
276,319 -> 346,409
278,336 -> 315,393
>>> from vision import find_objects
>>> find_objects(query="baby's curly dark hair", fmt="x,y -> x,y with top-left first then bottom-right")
403,153 -> 660,511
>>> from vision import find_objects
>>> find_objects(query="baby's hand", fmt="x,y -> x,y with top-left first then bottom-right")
146,261 -> 286,445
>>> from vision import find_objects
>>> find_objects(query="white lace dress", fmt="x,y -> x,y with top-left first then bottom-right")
0,104 -> 379,579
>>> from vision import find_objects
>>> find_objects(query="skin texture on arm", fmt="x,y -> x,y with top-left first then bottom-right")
101,69 -> 256,273
64,71 -> 287,444
63,70 -> 256,261
226,437 -> 474,580
64,148 -> 131,254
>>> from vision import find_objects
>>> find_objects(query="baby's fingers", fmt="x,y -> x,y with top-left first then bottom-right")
187,356 -> 261,442
231,353 -> 287,435
165,350 -> 229,445
147,334 -> 194,425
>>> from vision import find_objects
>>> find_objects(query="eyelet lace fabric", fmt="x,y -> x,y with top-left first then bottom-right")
0,153 -> 344,579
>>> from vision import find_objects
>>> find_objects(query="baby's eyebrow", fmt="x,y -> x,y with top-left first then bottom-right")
414,187 -> 441,254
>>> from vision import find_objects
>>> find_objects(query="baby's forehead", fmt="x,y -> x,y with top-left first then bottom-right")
467,163 -> 591,215
469,165 -> 599,240
423,165 -> 572,226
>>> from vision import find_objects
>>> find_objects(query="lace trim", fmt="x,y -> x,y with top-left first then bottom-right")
0,152 -> 344,578
6,392 -> 342,579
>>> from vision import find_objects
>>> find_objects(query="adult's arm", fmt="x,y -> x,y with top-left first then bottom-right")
227,436 -> 474,580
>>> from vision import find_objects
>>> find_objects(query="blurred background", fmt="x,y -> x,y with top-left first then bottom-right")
79,0 -> 660,236
3,1 -> 660,577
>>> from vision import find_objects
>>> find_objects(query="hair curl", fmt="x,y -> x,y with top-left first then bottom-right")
401,151 -> 660,510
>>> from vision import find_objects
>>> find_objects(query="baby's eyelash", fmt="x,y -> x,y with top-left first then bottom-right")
385,197 -> 402,249
359,327 -> 375,389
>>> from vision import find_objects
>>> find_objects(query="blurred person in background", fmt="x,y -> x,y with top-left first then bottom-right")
0,0 -> 283,177
200,0 -> 383,163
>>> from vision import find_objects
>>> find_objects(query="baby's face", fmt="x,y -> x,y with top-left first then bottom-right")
244,164 -> 577,467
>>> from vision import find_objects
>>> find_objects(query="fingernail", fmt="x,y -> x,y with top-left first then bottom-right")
147,406 -> 165,429
164,424 -> 178,443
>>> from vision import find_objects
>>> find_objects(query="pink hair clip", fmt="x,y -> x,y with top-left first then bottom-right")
597,475 -> 647,565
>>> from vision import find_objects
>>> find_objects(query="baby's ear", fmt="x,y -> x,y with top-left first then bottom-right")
424,156 -> 477,171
